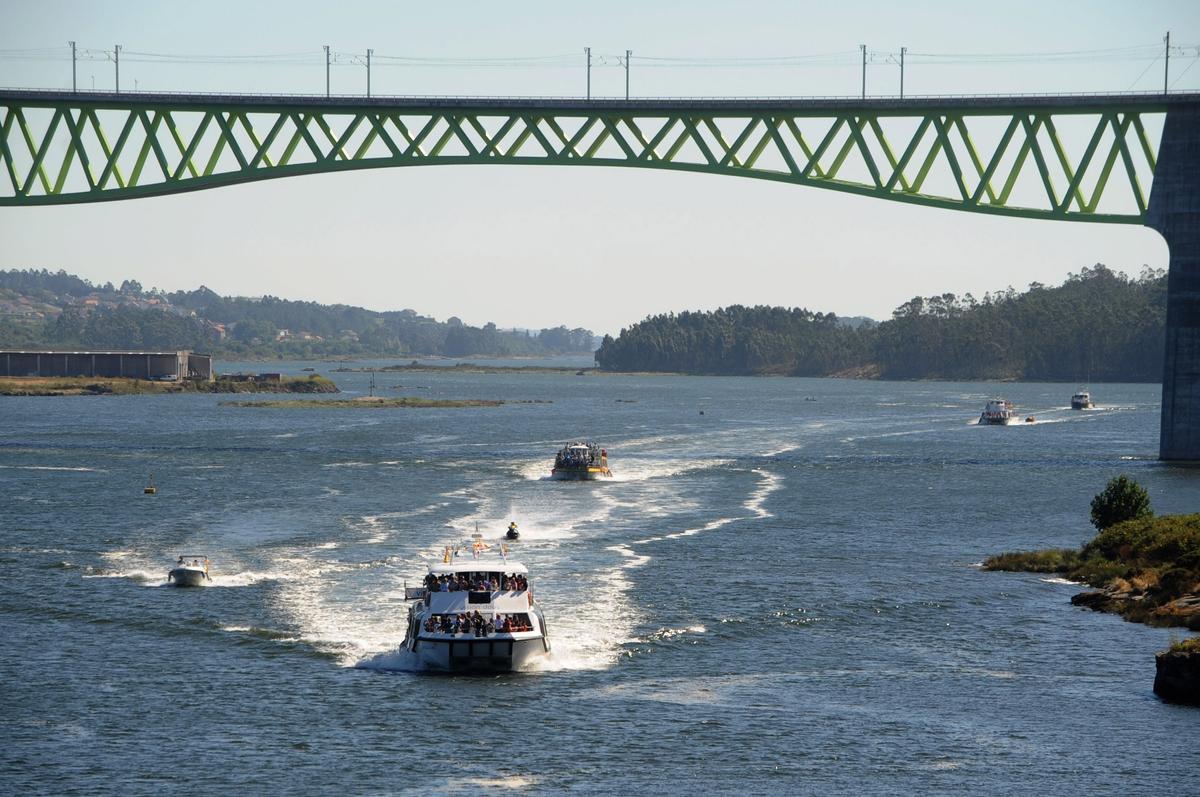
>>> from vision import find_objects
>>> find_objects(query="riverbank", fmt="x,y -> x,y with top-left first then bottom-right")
0,374 -> 338,396
333,362 -> 598,375
219,396 -> 550,409
983,513 -> 1200,630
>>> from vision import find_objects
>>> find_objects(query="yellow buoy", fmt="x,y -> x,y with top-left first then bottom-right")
144,473 -> 157,495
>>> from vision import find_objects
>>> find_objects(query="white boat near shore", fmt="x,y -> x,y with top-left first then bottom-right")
401,537 -> 550,672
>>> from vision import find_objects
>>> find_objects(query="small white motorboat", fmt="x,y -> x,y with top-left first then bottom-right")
168,555 -> 211,587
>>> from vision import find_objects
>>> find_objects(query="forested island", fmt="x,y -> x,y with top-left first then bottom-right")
595,264 -> 1165,382
0,269 -> 596,359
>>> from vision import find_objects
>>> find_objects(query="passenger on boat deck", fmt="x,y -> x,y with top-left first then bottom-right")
424,572 -> 527,593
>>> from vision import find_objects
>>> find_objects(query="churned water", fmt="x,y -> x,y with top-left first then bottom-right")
2,363 -> 1197,795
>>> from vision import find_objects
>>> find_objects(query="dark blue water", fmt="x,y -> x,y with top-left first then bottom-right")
2,365 -> 1197,795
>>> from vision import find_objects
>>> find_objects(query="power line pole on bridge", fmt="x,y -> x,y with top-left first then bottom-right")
366,48 -> 373,98
860,44 -> 867,99
69,41 -> 76,94
900,46 -> 906,99
1164,31 -> 1170,95
114,44 -> 121,94
324,45 -> 330,97
625,49 -> 632,100
585,47 -> 592,100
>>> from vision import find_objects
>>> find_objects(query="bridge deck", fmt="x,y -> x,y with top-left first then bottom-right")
2,88 -> 1198,113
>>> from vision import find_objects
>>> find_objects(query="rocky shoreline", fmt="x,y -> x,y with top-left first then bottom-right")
1070,587 -> 1200,630
1154,645 -> 1200,705
0,374 -> 339,396
985,505 -> 1199,706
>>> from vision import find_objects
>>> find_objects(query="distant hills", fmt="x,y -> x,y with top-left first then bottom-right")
0,269 -> 597,359
595,264 -> 1166,382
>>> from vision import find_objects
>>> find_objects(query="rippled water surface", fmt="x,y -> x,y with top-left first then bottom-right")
2,364 -> 1197,795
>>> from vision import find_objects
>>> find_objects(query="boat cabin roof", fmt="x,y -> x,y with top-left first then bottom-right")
428,558 -> 527,575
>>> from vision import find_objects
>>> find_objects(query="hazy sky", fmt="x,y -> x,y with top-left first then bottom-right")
2,1 -> 1198,333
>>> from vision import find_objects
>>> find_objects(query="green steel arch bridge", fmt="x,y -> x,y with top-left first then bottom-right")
1,88 -> 1199,461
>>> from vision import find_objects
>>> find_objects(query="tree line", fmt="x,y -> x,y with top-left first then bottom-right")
0,269 -> 596,358
595,265 -> 1167,382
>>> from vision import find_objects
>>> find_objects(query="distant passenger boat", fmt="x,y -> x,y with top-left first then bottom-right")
168,556 -> 211,587
550,442 -> 612,480
1071,391 -> 1094,410
979,399 -> 1017,425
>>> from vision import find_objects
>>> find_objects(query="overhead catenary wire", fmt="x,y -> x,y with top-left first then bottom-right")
2,42 -> 1200,98
3,42 -> 1198,67
1124,54 -> 1163,91
1171,53 -> 1200,87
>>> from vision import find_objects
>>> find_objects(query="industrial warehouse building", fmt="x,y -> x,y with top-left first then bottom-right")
0,350 -> 213,381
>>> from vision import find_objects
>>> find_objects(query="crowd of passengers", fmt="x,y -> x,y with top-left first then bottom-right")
555,446 -> 601,468
423,611 -> 533,636
424,572 -> 528,593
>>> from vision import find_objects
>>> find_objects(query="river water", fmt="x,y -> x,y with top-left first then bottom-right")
2,363 -> 1197,795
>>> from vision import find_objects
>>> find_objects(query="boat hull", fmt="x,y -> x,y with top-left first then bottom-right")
550,466 -> 612,481
979,415 -> 1016,425
412,635 -> 549,672
168,567 -> 209,587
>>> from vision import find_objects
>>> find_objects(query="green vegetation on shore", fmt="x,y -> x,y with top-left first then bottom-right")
0,268 -> 596,359
596,264 -> 1165,381
1169,637 -> 1200,653
984,478 -> 1200,629
219,395 -> 523,409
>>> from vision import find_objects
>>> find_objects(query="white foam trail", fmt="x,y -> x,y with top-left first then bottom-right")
83,567 -> 166,585
219,625 -> 302,642
0,465 -> 102,472
210,570 -> 285,587
607,458 -> 731,483
1039,576 -> 1080,586
355,647 -> 424,673
527,546 -> 643,672
270,557 -> 408,666
634,624 -> 707,643
430,776 -> 542,791
744,468 -> 782,519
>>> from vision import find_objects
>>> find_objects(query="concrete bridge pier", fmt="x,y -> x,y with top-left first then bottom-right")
1148,104 -> 1200,463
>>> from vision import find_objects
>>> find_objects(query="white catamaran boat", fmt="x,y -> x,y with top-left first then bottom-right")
1071,390 -> 1094,410
401,537 -> 550,672
168,556 -> 211,587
